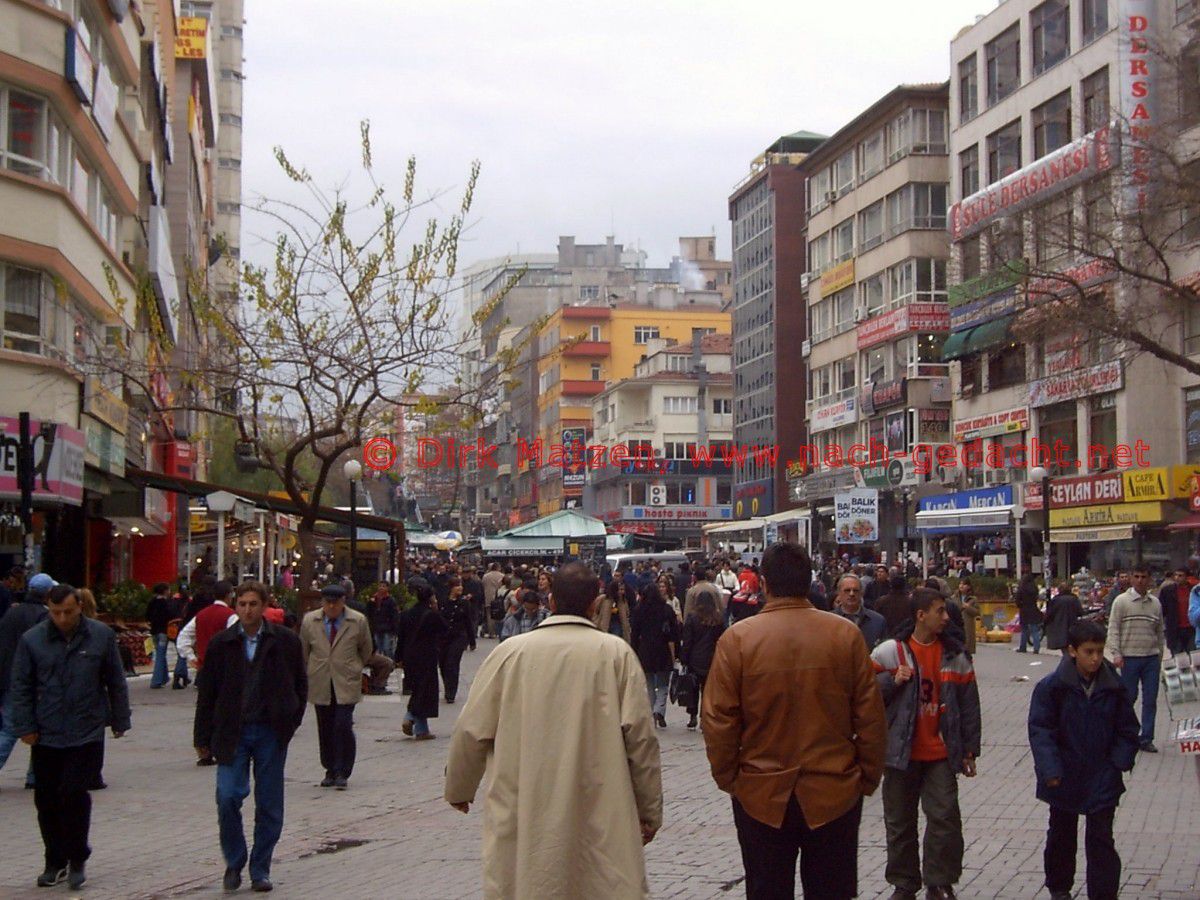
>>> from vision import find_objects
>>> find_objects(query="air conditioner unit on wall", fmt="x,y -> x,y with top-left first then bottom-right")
800,273 -> 813,289
986,469 -> 1012,485
801,339 -> 811,358
853,308 -> 866,322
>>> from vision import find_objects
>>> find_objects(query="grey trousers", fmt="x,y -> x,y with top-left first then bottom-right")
882,758 -> 964,893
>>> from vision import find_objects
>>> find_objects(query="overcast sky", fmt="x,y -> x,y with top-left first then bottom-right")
241,0 -> 995,272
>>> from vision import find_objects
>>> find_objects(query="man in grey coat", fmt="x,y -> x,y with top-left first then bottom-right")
9,583 -> 130,890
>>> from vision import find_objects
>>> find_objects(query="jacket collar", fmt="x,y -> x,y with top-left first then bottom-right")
1053,654 -> 1122,693
47,616 -> 92,643
895,621 -> 966,658
761,597 -> 814,612
537,614 -> 597,629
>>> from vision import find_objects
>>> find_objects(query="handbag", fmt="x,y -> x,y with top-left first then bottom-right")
674,669 -> 699,709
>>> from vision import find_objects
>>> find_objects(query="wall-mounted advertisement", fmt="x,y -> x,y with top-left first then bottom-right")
835,489 -> 879,544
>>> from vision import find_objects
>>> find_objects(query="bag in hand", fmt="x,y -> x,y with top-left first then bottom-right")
670,667 -> 699,708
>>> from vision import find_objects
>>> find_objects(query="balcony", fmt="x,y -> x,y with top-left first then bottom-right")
562,306 -> 612,319
563,340 -> 611,357
561,379 -> 606,396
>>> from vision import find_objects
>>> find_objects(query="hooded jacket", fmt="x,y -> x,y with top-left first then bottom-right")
1028,655 -> 1139,814
870,626 -> 981,772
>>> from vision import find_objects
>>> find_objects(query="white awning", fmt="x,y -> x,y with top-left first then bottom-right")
702,518 -> 766,535
1050,524 -> 1135,543
480,536 -> 565,556
915,505 -> 1015,532
761,509 -> 811,524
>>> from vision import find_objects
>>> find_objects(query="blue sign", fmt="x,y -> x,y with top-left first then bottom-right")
918,485 -> 1013,513
949,288 -> 1017,333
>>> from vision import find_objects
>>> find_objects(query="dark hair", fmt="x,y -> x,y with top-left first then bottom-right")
912,587 -> 945,614
152,582 -> 170,595
640,582 -> 666,607
520,589 -> 541,605
214,580 -> 235,601
408,578 -> 435,605
889,574 -> 908,593
702,568 -> 714,581
1068,619 -> 1107,647
606,577 -> 627,601
551,562 -> 599,617
47,584 -> 79,605
1131,564 -> 1150,575
760,542 -> 812,599
235,581 -> 269,604
694,591 -> 722,627
958,576 -> 972,589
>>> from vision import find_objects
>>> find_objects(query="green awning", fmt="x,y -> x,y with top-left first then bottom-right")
965,314 -> 1016,354
941,328 -> 973,360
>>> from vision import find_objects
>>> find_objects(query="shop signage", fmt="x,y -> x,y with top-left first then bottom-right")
64,27 -> 95,106
949,126 -> 1115,240
785,459 -> 807,481
1029,360 -> 1123,408
83,416 -> 125,477
929,376 -> 951,403
857,302 -> 950,350
1170,465 -> 1200,498
810,396 -> 857,434
885,411 -> 907,453
610,523 -> 657,535
873,378 -> 907,410
949,287 -> 1018,333
734,478 -> 773,517
1120,0 -> 1156,212
953,406 -> 1029,442
1122,467 -> 1170,501
795,467 -> 859,502
948,260 -> 1028,307
1049,501 -> 1163,529
561,427 -> 587,493
1026,258 -> 1118,302
0,418 -> 85,507
834,488 -> 879,544
820,259 -> 855,296
918,407 -> 952,444
83,378 -> 128,434
919,485 -> 1014,512
1024,472 -> 1124,511
625,505 -> 731,521
175,16 -> 208,58
855,457 -> 921,489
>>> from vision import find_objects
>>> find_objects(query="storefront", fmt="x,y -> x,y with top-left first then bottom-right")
915,485 -> 1020,577
790,467 -> 859,560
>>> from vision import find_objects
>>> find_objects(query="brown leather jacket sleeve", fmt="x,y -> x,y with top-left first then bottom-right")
701,629 -> 743,792
848,633 -> 887,794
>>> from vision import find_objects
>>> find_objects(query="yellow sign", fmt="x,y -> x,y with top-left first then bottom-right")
175,17 -> 207,59
820,259 -> 855,296
1122,468 -> 1170,502
1170,465 -> 1200,498
190,512 -> 208,533
1050,501 -> 1164,529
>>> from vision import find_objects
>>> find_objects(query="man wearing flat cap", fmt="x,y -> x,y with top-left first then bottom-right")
299,584 -> 373,789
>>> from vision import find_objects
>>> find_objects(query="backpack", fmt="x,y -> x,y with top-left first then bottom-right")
490,589 -> 508,620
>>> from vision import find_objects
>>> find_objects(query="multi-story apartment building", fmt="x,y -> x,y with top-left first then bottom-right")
943,0 -> 1200,575
728,130 -> 825,520
589,332 -> 734,548
796,84 -> 953,561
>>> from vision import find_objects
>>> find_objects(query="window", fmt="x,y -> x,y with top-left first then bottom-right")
886,185 -> 911,236
988,342 -> 1027,389
915,259 -> 948,302
218,157 -> 242,170
887,111 -> 913,162
1083,176 -> 1113,248
1089,394 -> 1117,468
989,219 -> 1025,269
716,481 -> 732,504
1180,0 -> 1198,23
811,297 -> 833,343
861,274 -> 885,316
663,440 -> 695,460
1181,53 -> 1200,125
1187,388 -> 1200,463
1186,302 -> 1200,356
808,232 -> 831,273
833,218 -> 854,262
1038,400 -> 1079,474
3,89 -> 49,179
859,201 -> 884,251
578,285 -> 599,300
1082,67 -> 1110,133
1033,91 -> 1072,158
836,356 -> 856,394
589,324 -> 602,341
833,288 -> 855,334
911,109 -> 948,154
663,396 -> 698,414
665,481 -> 696,505
864,346 -> 890,384
634,326 -> 660,344
859,130 -> 885,181
833,150 -> 855,195
1035,196 -> 1074,264
810,167 -> 832,212
811,363 -> 833,400
960,355 -> 982,397
1032,1 -> 1070,74
986,24 -> 1021,106
960,234 -> 982,281
960,144 -> 980,197
221,24 -> 244,37
1083,0 -> 1109,42
713,398 -> 732,415
590,363 -> 601,380
987,120 -> 1022,184
2,265 -> 44,354
913,183 -> 948,229
959,55 -> 979,123
889,259 -> 915,305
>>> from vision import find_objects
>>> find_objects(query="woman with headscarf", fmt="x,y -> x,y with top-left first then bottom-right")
594,575 -> 633,643
396,578 -> 449,740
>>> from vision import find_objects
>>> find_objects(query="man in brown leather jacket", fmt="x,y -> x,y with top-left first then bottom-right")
702,541 -> 887,900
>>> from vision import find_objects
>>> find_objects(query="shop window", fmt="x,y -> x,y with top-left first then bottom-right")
987,342 -> 1026,389
1038,400 -> 1079,475
1088,394 -> 1118,469
666,481 -> 697,505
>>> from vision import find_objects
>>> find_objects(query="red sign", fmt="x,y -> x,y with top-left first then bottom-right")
1024,472 -> 1125,511
950,126 -> 1114,240
857,302 -> 950,350
611,523 -> 657,535
1027,258 -> 1118,302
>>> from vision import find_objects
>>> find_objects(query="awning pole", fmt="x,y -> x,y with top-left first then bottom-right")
1015,514 -> 1022,577
921,533 -> 928,580
257,512 -> 266,584
217,512 -> 226,580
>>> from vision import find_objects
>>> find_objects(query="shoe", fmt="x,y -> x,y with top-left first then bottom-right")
68,863 -> 86,890
1140,740 -> 1159,753
1015,648 -> 1027,653
320,775 -> 336,787
223,867 -> 241,892
926,887 -> 957,900
445,696 -> 455,704
686,715 -> 698,730
151,683 -> 164,689
1049,892 -> 1072,900
251,878 -> 273,892
197,756 -> 217,767
36,865 -> 68,887
172,679 -> 185,690
887,890 -> 917,900
90,778 -> 107,790
654,713 -> 666,729
414,733 -> 436,741
334,776 -> 348,790
401,720 -> 414,736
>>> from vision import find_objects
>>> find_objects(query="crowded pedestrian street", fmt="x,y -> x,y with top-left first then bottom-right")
0,637 -> 1195,900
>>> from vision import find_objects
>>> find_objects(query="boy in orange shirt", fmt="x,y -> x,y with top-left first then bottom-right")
872,588 -> 981,900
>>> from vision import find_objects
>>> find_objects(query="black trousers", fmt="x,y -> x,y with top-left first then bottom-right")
314,696 -> 356,779
1045,805 -> 1120,900
439,633 -> 469,701
733,794 -> 863,900
32,741 -> 103,869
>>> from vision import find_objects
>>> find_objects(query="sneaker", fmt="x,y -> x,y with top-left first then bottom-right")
223,867 -> 242,892
320,775 -> 336,787
334,776 -> 348,790
654,713 -> 667,729
686,715 -> 698,730
67,863 -> 86,890
251,878 -> 273,892
197,756 -> 217,767
1140,740 -> 1159,753
36,865 -> 68,887
926,887 -> 957,900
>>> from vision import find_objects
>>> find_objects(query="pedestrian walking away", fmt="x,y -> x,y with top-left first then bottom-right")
300,584 -> 373,789
445,562 -> 663,900
1015,573 -> 1045,654
7,584 -> 131,891
1105,564 -> 1165,753
678,592 -> 725,731
1028,620 -> 1140,900
396,578 -> 450,739
438,576 -> 475,703
872,587 -> 982,900
630,583 -> 679,729
194,581 -> 307,893
1044,581 -> 1084,654
703,542 -> 887,900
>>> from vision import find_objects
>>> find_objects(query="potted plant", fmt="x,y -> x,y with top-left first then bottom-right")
99,580 -> 152,624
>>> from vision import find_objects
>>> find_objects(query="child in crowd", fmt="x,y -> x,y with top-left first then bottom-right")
1028,620 -> 1140,900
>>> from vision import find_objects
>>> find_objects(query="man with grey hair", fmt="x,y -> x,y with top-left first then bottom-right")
835,575 -> 887,650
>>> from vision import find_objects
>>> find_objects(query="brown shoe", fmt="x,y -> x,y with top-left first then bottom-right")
414,733 -> 436,741
401,720 -> 413,736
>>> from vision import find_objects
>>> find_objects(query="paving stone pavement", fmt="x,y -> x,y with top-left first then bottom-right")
1,639 -> 1197,899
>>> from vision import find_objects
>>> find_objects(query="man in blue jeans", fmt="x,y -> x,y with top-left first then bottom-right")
194,582 -> 306,893
1105,565 -> 1165,753
145,584 -> 173,689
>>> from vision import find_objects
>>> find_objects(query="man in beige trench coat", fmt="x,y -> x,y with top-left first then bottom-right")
445,562 -> 663,899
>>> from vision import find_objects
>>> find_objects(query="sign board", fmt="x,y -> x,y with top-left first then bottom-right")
984,553 -> 1009,570
834,489 -> 879,544
918,485 -> 1014,513
175,16 -> 208,58
948,260 -> 1028,307
1025,472 -> 1124,511
794,467 -> 859,503
0,418 -> 85,507
1026,258 -> 1118,302
820,259 -> 855,296
1122,467 -> 1170,502
857,303 -> 950,350
83,415 -> 125,477
1049,501 -> 1163,529
625,505 -> 732,521
855,457 -> 921,489
561,427 -> 586,495
810,396 -> 857,434
953,406 -> 1029,442
1029,360 -> 1123,408
918,408 -> 952,444
949,287 -> 1018,332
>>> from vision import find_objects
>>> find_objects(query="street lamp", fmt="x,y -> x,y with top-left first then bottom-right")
899,487 -> 913,567
344,458 -> 363,584
1030,465 -> 1052,585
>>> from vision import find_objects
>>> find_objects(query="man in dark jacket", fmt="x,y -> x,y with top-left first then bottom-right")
146,582 -> 173,688
871,588 -> 981,900
8,584 -> 130,890
194,582 -> 307,894
834,575 -> 887,649
0,571 -> 54,785
1028,620 -> 1139,900
876,575 -> 914,639
1043,584 -> 1084,653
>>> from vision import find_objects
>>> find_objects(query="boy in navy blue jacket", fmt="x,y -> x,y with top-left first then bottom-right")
1028,620 -> 1140,900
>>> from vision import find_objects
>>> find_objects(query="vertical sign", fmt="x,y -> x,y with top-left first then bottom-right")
834,489 -> 879,544
1120,0 -> 1155,212
561,427 -> 586,496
